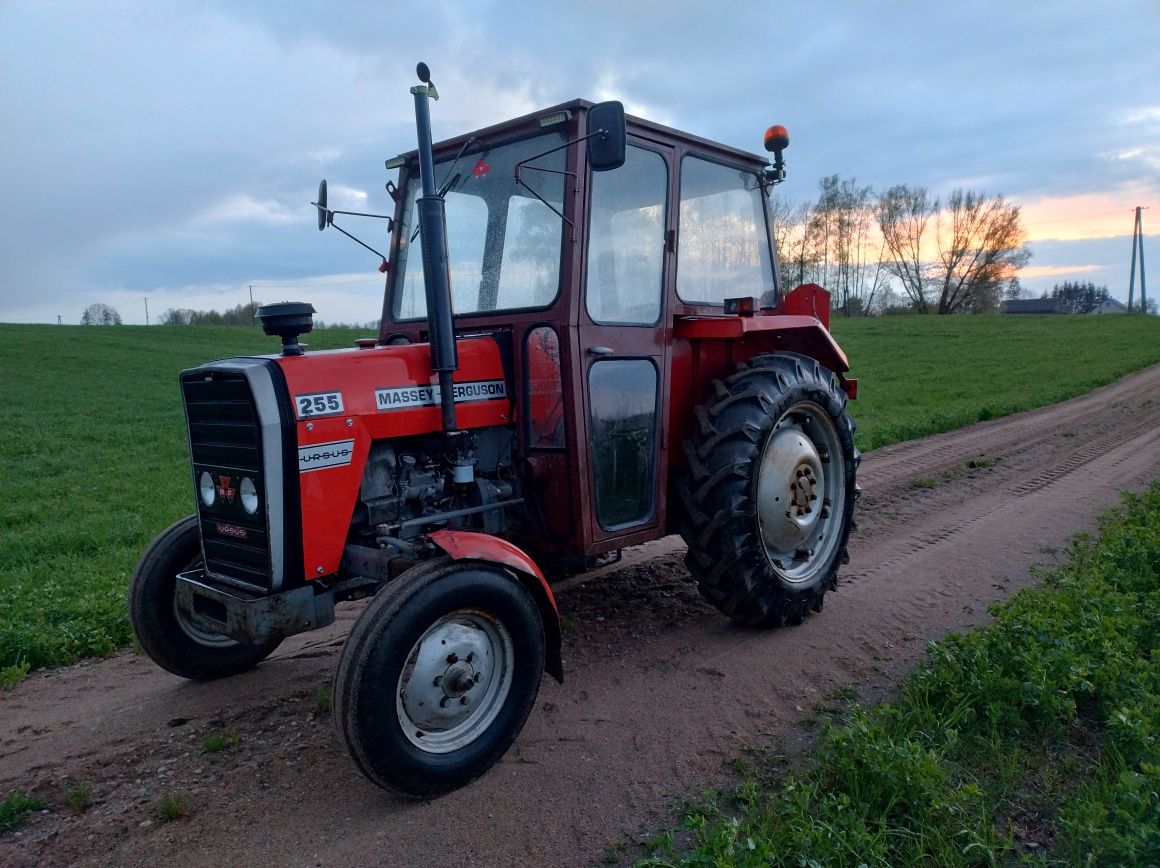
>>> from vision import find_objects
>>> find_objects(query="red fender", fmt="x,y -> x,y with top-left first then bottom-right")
428,529 -> 563,683
780,283 -> 831,328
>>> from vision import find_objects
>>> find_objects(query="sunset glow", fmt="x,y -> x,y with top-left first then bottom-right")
1019,190 -> 1157,243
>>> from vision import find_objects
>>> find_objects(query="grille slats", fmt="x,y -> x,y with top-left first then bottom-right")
181,370 -> 274,591
190,441 -> 260,468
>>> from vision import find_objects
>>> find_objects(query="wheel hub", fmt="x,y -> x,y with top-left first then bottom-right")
757,426 -> 825,557
440,660 -> 479,699
396,611 -> 514,754
791,465 -> 818,512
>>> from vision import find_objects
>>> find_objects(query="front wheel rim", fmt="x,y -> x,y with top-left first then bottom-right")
396,609 -> 515,754
172,554 -> 237,648
755,401 -> 847,585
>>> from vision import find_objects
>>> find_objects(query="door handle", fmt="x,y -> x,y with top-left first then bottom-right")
587,346 -> 615,356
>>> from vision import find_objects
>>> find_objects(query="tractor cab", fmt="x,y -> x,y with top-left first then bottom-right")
361,97 -> 845,569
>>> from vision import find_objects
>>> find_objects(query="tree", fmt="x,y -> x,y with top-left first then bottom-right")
162,301 -> 262,326
160,308 -> 194,325
933,190 -> 1031,314
774,181 -> 886,316
1051,281 -> 1110,314
876,184 -> 937,313
770,198 -> 820,288
80,303 -> 122,325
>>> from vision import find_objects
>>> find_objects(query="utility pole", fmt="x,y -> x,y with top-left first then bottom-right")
1128,206 -> 1148,313
144,297 -> 150,326
57,315 -> 62,325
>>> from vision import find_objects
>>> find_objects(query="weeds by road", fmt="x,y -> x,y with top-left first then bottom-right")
638,481 -> 1160,866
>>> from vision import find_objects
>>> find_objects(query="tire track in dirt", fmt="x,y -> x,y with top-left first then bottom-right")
3,364 -> 1159,868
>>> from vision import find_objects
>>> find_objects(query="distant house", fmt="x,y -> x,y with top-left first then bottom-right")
1089,298 -> 1127,314
1002,298 -> 1066,314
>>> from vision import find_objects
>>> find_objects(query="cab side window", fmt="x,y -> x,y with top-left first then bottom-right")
677,156 -> 774,306
585,146 -> 668,325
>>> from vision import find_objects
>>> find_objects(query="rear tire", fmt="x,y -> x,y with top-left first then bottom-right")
334,558 -> 546,799
129,516 -> 281,680
679,353 -> 858,626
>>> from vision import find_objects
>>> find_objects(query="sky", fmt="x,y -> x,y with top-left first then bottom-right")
2,0 -> 1157,326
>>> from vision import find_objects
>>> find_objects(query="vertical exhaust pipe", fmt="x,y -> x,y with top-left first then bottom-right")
411,65 -> 458,433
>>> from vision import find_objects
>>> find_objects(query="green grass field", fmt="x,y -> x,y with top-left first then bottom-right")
1,315 -> 1158,675
830,313 -> 1160,450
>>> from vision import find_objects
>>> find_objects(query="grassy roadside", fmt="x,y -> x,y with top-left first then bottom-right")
0,315 -> 1158,675
637,482 -> 1160,866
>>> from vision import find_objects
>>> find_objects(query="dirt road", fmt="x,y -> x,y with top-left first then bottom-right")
4,364 -> 1160,867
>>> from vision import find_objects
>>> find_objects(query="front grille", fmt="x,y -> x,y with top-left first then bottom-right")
182,370 -> 274,590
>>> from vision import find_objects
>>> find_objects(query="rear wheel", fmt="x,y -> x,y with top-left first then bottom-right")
679,353 -> 859,626
334,558 -> 546,798
129,516 -> 281,680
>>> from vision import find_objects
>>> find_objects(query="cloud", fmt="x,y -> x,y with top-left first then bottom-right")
1018,264 -> 1103,279
2,0 -> 1159,324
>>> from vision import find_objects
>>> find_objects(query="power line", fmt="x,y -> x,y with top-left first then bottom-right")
249,276 -> 383,288
1023,208 -> 1138,228
142,275 -> 381,302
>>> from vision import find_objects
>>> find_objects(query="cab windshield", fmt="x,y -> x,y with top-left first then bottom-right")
392,131 -> 567,320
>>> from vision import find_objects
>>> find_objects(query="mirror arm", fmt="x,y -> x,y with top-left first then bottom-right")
514,165 -> 574,229
328,220 -> 390,266
510,124 -> 619,228
328,208 -> 394,229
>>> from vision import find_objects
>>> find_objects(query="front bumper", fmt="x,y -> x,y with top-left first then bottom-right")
175,569 -> 339,646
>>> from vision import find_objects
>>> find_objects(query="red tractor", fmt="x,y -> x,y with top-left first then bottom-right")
130,64 -> 859,798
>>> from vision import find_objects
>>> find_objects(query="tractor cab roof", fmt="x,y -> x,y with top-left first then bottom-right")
386,99 -> 770,173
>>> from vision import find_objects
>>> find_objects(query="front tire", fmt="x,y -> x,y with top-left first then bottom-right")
129,516 -> 280,680
679,352 -> 859,626
334,558 -> 546,799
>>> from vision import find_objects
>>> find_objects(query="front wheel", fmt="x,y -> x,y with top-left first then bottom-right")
334,558 -> 546,798
679,352 -> 859,626
129,516 -> 281,680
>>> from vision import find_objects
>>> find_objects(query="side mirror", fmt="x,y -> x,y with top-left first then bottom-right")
315,179 -> 328,231
586,101 -> 626,172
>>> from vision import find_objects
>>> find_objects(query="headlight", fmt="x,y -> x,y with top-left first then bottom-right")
240,476 -> 259,515
199,471 -> 216,507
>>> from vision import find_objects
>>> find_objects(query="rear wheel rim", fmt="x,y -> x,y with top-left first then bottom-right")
755,400 -> 846,585
396,609 -> 515,754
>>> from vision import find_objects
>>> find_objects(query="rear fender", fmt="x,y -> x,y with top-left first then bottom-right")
428,530 -> 563,683
673,313 -> 849,374
778,283 -> 831,328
